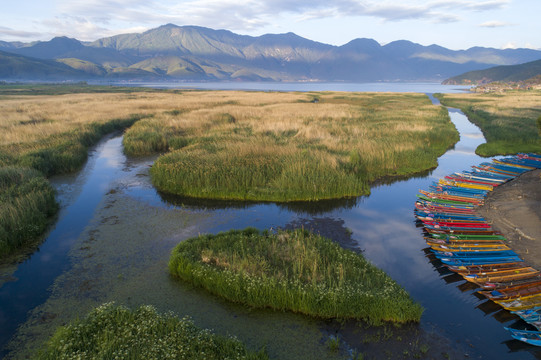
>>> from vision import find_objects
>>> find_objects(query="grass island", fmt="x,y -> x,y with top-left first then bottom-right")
169,228 -> 424,324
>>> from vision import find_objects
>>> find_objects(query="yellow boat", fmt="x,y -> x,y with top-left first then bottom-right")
438,179 -> 493,191
494,292 -> 541,311
430,244 -> 511,252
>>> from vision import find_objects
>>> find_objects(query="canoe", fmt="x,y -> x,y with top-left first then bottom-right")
429,244 -> 510,253
439,179 -> 493,191
428,233 -> 506,240
512,306 -> 541,323
494,158 -> 538,170
478,274 -> 541,290
422,220 -> 491,228
425,228 -> 499,235
432,249 -> 518,259
504,328 -> 541,346
494,293 -> 541,311
445,175 -> 500,187
418,190 -> 484,204
439,256 -> 523,266
454,172 -> 507,183
478,281 -> 541,300
446,262 -> 527,274
416,195 -> 476,208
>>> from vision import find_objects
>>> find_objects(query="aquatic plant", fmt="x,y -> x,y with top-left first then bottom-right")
37,302 -> 267,360
436,91 -> 541,156
0,167 -> 57,257
169,228 -> 423,323
145,92 -> 458,201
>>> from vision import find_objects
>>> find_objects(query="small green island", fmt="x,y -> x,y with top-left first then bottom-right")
37,302 -> 268,360
169,228 -> 424,323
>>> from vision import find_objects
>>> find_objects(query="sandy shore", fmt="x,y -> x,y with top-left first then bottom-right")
477,169 -> 541,269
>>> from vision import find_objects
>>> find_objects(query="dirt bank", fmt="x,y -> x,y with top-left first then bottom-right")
477,169 -> 541,269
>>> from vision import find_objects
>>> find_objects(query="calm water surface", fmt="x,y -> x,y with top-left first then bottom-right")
1,83 -> 539,359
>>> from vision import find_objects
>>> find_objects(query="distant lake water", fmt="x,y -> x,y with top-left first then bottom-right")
115,81 -> 471,93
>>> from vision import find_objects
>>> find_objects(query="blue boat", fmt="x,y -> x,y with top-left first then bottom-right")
439,256 -> 523,266
504,327 -> 541,346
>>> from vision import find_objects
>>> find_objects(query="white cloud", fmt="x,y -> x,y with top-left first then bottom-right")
0,26 -> 42,39
502,42 -> 517,49
480,20 -> 511,28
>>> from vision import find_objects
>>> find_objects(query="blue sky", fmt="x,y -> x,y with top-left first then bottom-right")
1,0 -> 538,50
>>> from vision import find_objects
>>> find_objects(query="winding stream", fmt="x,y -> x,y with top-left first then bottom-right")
1,84 -> 539,359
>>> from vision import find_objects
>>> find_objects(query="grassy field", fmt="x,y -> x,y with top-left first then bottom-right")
0,87 -> 457,257
169,228 -> 424,324
37,302 -> 267,360
436,91 -> 541,156
127,91 -> 458,201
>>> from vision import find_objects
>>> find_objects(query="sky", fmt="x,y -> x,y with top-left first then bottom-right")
1,0 -> 539,50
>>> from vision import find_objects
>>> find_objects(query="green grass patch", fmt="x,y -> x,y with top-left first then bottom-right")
169,228 -> 423,323
37,302 -> 267,360
0,167 -> 57,257
436,92 -> 541,156
141,92 -> 458,201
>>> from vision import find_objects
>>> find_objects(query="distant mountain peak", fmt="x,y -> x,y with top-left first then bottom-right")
1,24 -> 540,82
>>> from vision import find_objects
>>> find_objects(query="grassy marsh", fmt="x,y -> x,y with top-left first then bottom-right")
169,228 -> 424,323
130,91 -> 458,201
436,91 -> 541,156
37,302 -> 267,360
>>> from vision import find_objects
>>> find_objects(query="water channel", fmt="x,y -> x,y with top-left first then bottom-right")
1,83 -> 539,359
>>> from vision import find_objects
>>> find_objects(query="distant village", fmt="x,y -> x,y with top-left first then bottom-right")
472,75 -> 541,93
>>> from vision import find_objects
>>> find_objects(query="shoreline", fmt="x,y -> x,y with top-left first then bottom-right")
477,168 -> 541,269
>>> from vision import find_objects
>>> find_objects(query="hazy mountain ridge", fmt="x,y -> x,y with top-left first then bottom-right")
1,24 -> 541,82
443,58 -> 541,85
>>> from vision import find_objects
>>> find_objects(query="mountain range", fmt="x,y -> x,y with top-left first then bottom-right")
1,24 -> 541,82
443,58 -> 541,85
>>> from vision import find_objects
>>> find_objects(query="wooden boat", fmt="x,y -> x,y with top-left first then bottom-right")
438,179 -> 493,191
439,256 -> 523,266
429,244 -> 510,253
422,220 -> 491,228
478,281 -> 541,300
473,165 -> 520,177
428,233 -> 505,241
494,293 -> 541,311
494,159 -> 537,170
512,306 -> 541,323
444,175 -> 500,187
425,228 -> 499,235
454,172 -> 507,183
504,328 -> 541,346
418,190 -> 484,205
466,169 -> 514,179
415,203 -> 477,215
446,262 -> 527,274
478,274 -> 541,290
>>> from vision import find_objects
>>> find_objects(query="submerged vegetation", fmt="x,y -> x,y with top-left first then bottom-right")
130,91 -> 459,201
169,228 -> 423,323
436,91 -> 541,156
37,302 -> 268,360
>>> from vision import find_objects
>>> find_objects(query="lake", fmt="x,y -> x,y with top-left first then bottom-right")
1,82 -> 539,359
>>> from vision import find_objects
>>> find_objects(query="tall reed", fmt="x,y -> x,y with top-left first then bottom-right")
0,167 -> 57,257
169,228 -> 423,323
143,92 -> 457,201
436,91 -> 541,156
